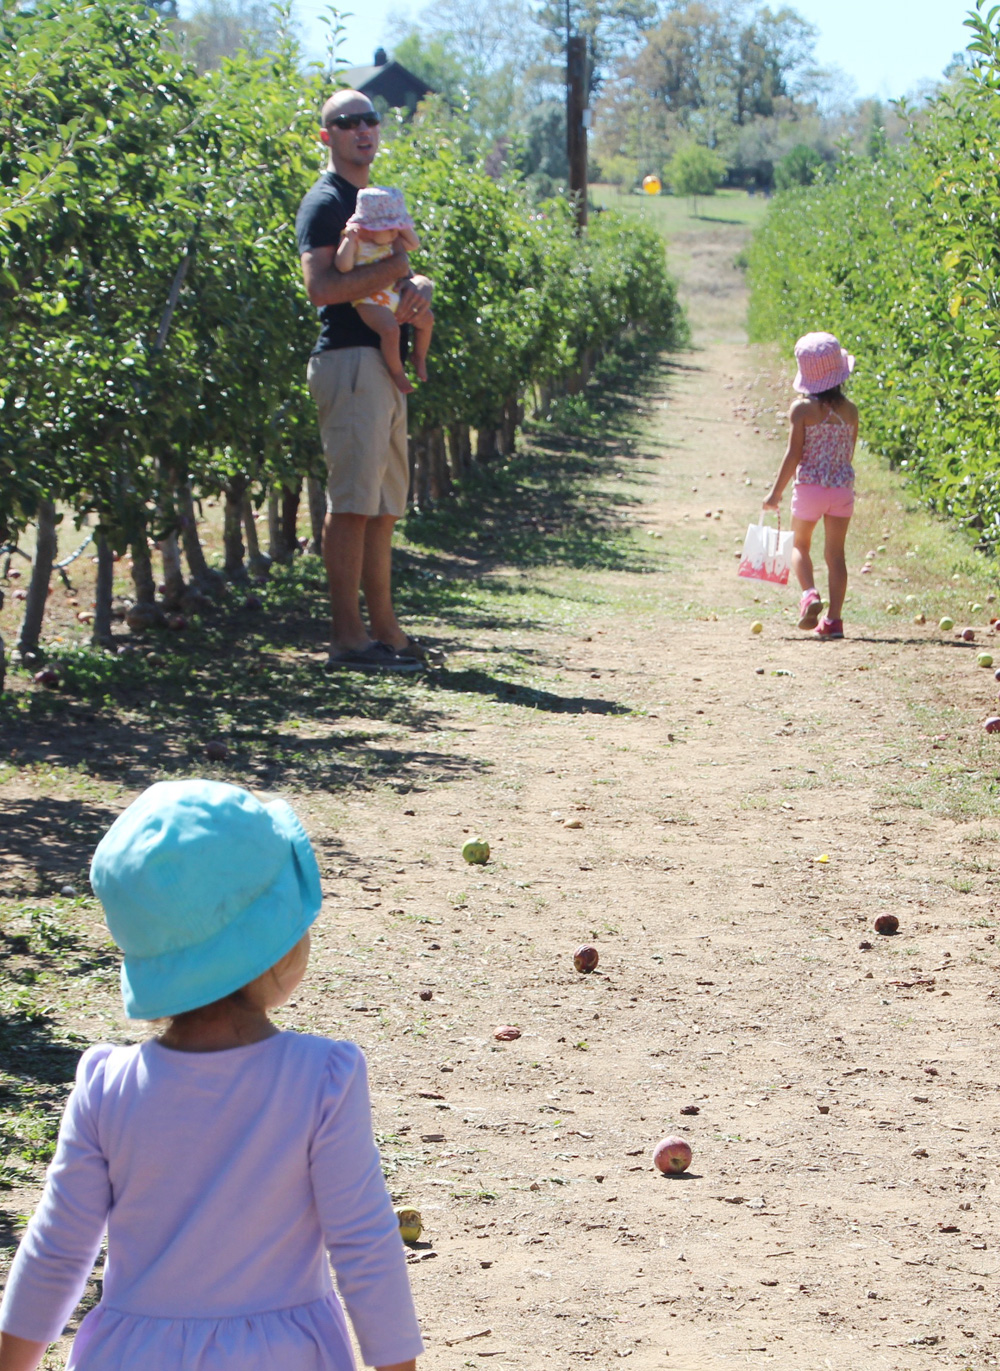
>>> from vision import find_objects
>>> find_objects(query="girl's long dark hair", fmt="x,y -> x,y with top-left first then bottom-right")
814,384 -> 845,404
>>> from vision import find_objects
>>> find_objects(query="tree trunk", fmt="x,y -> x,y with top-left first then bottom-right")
424,426 -> 448,502
126,534 -> 163,632
499,395 -> 521,456
131,534 -> 157,605
475,426 -> 500,462
411,430 -> 431,509
16,500 -> 57,657
281,481 -> 301,557
92,533 -> 114,647
242,496 -> 271,579
446,424 -> 471,480
179,480 -> 224,597
267,488 -> 284,562
160,531 -> 185,609
307,477 -> 326,554
223,477 -> 248,580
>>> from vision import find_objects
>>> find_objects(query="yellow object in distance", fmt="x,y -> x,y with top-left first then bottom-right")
642,174 -> 661,196
817,854 -> 830,864
397,1206 -> 423,1244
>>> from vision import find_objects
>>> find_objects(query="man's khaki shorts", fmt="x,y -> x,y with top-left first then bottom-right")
306,346 -> 409,518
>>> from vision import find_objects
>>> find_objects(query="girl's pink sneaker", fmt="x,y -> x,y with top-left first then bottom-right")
814,616 -> 844,639
798,589 -> 823,630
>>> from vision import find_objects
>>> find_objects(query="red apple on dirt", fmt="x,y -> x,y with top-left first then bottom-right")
653,1136 -> 693,1175
494,1025 -> 521,1041
574,945 -> 599,973
961,627 -> 976,642
205,740 -> 229,761
874,914 -> 899,935
166,613 -> 187,631
34,668 -> 59,688
985,717 -> 1000,735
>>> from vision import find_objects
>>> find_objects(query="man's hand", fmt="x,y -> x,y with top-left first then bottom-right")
396,275 -> 433,326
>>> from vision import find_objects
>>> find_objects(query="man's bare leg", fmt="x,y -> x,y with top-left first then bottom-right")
323,511 -> 372,654
361,513 -> 408,650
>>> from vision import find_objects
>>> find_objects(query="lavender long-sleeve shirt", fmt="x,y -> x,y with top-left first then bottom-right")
0,1033 -> 423,1370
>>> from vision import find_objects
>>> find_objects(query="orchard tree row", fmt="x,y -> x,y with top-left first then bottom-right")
1,0 -> 684,686
747,4 -> 1000,560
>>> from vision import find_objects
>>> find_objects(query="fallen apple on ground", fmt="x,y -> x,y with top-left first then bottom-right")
939,617 -> 954,631
653,1136 -> 693,1175
34,668 -> 59,688
961,627 -> 976,642
494,1025 -> 521,1041
573,945 -> 600,973
984,717 -> 1000,735
750,621 -> 763,634
462,838 -> 490,865
874,914 -> 899,935
396,1207 -> 423,1244
204,740 -> 229,761
977,653 -> 994,667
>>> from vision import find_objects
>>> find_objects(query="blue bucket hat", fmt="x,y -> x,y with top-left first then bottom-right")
90,780 -> 322,1020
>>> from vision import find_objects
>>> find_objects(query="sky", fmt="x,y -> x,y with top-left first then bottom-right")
287,0 -> 975,101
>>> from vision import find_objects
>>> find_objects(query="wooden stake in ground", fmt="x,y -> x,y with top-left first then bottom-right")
567,34 -> 588,233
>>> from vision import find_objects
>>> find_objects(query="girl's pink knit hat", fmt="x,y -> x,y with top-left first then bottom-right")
347,185 -> 414,233
793,332 -> 855,394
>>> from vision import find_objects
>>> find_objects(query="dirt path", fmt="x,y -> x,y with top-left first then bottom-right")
6,208 -> 1000,1371
330,222 -> 999,1371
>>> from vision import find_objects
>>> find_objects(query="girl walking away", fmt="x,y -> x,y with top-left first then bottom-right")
763,332 -> 859,639
0,781 -> 423,1371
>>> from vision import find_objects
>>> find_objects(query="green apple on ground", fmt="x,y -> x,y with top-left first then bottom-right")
396,1207 -> 423,1244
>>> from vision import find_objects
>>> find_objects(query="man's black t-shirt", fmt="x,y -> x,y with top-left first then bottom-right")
295,171 -> 384,356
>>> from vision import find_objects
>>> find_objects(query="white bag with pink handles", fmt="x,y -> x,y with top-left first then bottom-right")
738,513 -> 793,586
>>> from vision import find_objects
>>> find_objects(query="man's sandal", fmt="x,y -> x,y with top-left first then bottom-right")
401,636 -> 445,665
324,642 -> 424,673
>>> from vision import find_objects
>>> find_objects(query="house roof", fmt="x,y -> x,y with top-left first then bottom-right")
339,58 -> 433,109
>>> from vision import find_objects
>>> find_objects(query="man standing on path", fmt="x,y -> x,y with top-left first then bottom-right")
296,89 -> 434,672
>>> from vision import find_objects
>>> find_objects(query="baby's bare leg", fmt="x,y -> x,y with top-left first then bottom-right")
410,309 -> 434,383
354,302 -> 412,395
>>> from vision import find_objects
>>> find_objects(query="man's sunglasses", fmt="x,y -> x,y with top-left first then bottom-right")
327,112 -> 381,130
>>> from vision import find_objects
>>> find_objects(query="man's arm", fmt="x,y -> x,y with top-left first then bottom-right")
301,242 -> 410,308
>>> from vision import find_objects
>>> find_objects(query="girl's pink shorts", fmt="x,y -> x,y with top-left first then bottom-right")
791,482 -> 855,522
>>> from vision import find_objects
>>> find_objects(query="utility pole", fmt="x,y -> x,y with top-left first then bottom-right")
567,30 -> 588,233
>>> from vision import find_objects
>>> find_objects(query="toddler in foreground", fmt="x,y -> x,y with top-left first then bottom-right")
336,185 -> 433,394
0,780 -> 423,1371
763,331 -> 859,639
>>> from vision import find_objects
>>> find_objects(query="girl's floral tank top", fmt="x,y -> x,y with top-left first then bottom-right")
795,409 -> 856,489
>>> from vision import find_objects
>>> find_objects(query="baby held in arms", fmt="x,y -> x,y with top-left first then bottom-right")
335,185 -> 433,394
